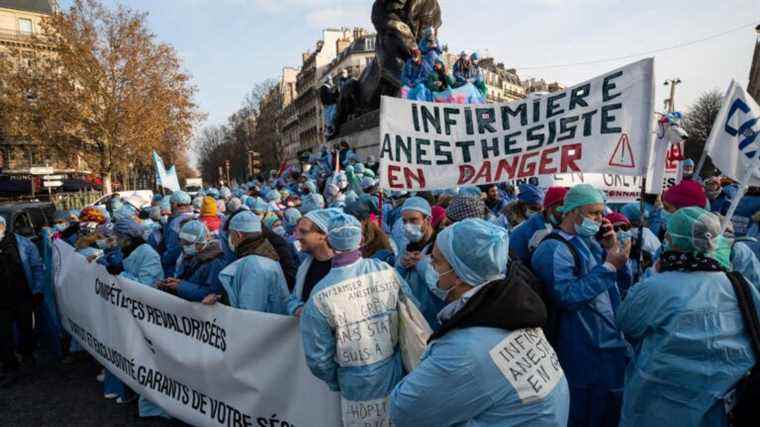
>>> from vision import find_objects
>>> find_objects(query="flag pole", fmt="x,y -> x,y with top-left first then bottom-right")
695,81 -> 735,181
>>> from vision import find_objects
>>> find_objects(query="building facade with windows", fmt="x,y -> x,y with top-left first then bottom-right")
279,66 -> 300,163
748,25 -> 760,102
0,0 -> 67,174
293,28 -> 372,157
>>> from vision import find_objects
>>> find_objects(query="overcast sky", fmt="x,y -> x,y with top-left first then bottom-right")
62,0 -> 759,159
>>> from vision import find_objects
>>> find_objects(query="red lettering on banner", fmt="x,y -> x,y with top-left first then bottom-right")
404,168 -> 426,188
473,161 -> 493,182
458,165 -> 476,185
538,147 -> 559,174
387,165 -> 403,189
518,151 -> 539,178
494,157 -> 519,182
560,144 -> 582,173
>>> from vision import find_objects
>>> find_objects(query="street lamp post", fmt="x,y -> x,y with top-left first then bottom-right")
663,78 -> 682,113
225,160 -> 231,187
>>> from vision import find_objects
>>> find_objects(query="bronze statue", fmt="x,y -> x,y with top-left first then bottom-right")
332,0 -> 442,138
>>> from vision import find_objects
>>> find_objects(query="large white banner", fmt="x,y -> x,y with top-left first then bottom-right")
704,80 -> 760,186
53,241 -> 341,427
379,58 -> 655,191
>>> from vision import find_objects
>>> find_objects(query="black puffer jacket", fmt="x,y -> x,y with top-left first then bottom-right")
430,261 -> 547,342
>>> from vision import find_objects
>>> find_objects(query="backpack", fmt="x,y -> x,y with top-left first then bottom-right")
521,232 -> 582,347
725,271 -> 760,427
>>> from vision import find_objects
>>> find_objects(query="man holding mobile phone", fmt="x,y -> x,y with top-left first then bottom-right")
531,184 -> 632,427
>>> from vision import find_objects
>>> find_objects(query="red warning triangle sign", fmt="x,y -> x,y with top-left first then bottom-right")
608,133 -> 636,168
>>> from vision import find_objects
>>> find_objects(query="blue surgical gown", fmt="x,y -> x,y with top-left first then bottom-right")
617,270 -> 759,427
218,254 -> 289,314
390,326 -> 570,427
300,257 -> 418,426
531,232 -> 630,427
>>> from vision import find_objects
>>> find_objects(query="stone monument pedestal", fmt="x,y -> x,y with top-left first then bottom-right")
333,109 -> 380,162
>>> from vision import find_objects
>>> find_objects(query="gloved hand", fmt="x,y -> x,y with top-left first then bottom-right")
106,264 -> 124,276
31,293 -> 44,307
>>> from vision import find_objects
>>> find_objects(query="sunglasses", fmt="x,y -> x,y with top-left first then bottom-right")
613,224 -> 631,232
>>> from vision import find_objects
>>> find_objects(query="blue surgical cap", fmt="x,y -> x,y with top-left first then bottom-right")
401,196 -> 432,217
171,191 -> 192,206
436,218 -> 509,286
361,176 -> 378,190
110,198 -> 124,212
179,220 -> 208,243
160,196 -> 172,212
327,213 -> 362,252
113,204 -> 138,222
0,216 -> 5,226
355,163 -> 366,175
517,184 -> 545,205
244,196 -> 256,209
192,197 -> 204,210
283,208 -> 302,229
300,193 -> 325,214
149,206 -> 162,221
304,208 -> 343,234
114,219 -> 145,239
266,190 -> 281,203
152,194 -> 163,203
253,198 -> 268,214
207,188 -> 220,199
559,184 -> 605,213
229,211 -> 262,233
621,203 -> 646,223
220,187 -> 232,199
304,181 -> 318,194
458,186 -> 482,199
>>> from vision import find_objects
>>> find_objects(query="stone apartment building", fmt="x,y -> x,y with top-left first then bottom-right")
292,28 -> 374,160
0,0 -> 88,175
748,25 -> 760,101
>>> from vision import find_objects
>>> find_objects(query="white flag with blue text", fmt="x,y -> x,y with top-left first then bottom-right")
705,80 -> 760,186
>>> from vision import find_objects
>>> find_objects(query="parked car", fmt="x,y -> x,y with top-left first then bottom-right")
91,190 -> 154,210
0,201 -> 56,242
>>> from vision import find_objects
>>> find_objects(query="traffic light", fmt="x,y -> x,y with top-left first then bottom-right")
249,151 -> 262,178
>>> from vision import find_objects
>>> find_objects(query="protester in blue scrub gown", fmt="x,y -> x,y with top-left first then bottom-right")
390,219 -> 570,427
531,184 -> 631,427
617,207 -> 759,427
300,214 -> 419,427
102,219 -> 167,417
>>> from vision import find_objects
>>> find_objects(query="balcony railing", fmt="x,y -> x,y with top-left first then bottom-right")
0,29 -> 48,45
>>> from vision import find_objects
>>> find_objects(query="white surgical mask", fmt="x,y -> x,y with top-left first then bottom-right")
228,235 -> 236,252
404,223 -> 424,243
273,226 -> 287,237
55,223 -> 68,232
160,215 -> 169,225
430,268 -> 454,301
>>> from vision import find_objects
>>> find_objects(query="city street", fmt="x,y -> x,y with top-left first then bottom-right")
0,353 -> 185,427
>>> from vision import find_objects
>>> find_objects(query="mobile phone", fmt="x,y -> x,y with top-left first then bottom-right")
596,223 -> 612,241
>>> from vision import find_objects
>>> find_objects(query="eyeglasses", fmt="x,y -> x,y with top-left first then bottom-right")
613,224 -> 631,232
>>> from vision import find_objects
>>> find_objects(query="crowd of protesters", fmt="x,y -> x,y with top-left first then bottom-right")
2,143 -> 760,427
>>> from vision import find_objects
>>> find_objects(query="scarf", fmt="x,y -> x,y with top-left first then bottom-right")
235,235 -> 279,261
659,250 -> 725,273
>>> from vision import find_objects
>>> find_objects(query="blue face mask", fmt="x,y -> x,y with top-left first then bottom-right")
617,230 -> 631,243
574,217 -> 600,237
404,223 -> 424,243
182,244 -> 197,256
55,223 -> 69,232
